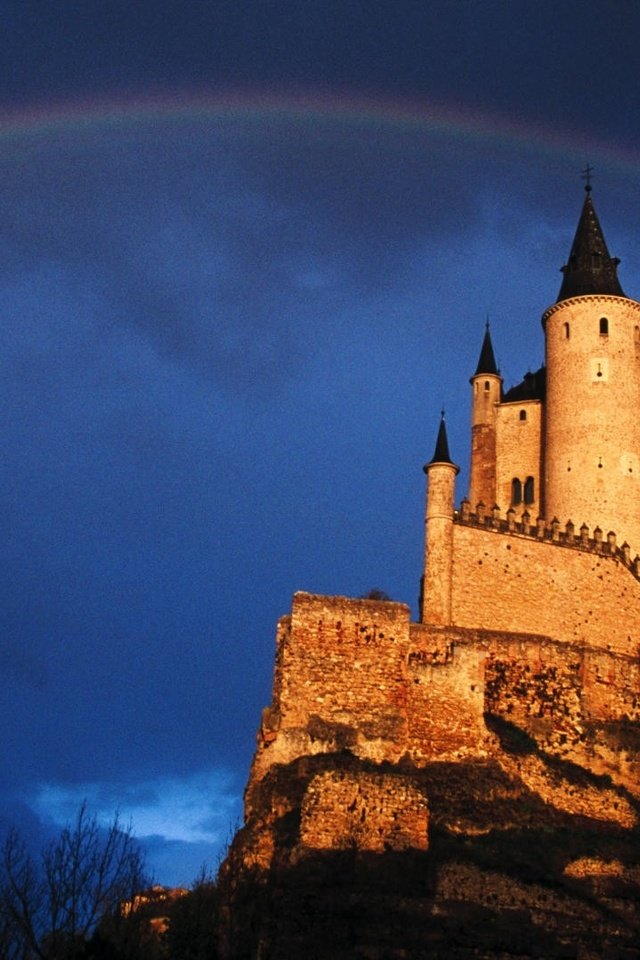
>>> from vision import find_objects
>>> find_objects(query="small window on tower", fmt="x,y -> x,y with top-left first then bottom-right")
484,380 -> 490,391
519,409 -> 527,421
524,476 -> 535,504
563,322 -> 570,339
600,317 -> 609,336
511,478 -> 522,506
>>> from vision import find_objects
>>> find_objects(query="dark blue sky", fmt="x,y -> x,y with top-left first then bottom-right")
2,0 -> 640,884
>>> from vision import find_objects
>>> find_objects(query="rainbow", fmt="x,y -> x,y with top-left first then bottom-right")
0,87 -> 638,173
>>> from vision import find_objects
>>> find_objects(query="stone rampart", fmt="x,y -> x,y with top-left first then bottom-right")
447,507 -> 640,657
251,593 -> 490,789
299,769 -> 429,852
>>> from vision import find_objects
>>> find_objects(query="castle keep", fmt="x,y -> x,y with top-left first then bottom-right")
220,188 -> 640,960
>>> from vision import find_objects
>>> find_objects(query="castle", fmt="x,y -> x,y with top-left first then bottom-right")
219,187 -> 640,959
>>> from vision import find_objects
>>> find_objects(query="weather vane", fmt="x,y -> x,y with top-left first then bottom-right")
581,163 -> 594,192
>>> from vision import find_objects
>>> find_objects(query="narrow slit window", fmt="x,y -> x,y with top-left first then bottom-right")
563,321 -> 570,339
511,478 -> 522,506
599,317 -> 608,336
484,380 -> 490,391
519,409 -> 527,421
524,476 -> 535,504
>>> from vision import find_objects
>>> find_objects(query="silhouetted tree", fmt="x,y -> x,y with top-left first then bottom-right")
0,803 -> 148,960
360,588 -> 392,601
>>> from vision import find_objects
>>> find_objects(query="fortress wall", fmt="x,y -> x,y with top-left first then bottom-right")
449,524 -> 640,656
484,646 -> 584,749
275,593 -> 412,763
252,587 -> 638,797
406,623 -> 488,761
581,648 -> 640,722
253,595 -> 492,781
299,769 -> 429,852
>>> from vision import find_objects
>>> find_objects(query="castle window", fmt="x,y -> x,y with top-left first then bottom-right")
599,316 -> 609,336
563,322 -> 570,339
524,476 -> 535,504
484,380 -> 490,391
519,409 -> 527,421
511,478 -> 522,506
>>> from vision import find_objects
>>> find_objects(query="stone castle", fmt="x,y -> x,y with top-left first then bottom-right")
219,187 -> 640,959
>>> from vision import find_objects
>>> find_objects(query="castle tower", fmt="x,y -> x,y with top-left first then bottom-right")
468,324 -> 502,510
422,413 -> 459,624
542,185 -> 640,551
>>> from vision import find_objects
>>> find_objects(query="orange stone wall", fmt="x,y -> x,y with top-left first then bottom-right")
449,522 -> 640,656
299,769 -> 429,852
251,593 -> 489,788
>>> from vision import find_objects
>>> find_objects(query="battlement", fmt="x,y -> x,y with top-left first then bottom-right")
456,498 -> 640,581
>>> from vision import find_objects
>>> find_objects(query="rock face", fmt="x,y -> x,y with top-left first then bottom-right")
218,593 -> 640,959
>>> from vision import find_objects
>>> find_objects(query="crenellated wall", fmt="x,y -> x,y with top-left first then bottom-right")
444,508 -> 640,657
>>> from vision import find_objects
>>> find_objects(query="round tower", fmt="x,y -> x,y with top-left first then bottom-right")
422,413 -> 459,625
468,324 -> 502,511
543,186 -> 640,553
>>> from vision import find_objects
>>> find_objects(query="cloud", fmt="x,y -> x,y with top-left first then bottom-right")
30,770 -> 242,883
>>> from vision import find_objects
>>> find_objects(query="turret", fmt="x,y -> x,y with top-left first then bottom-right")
468,324 -> 502,510
542,184 -> 640,552
421,413 -> 459,625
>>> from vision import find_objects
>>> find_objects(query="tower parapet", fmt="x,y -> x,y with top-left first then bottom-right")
456,499 -> 640,581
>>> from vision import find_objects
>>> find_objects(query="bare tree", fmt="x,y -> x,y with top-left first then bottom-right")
0,802 -> 148,959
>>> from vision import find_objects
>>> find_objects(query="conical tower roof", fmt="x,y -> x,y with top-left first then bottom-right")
557,188 -> 625,302
428,412 -> 454,466
474,323 -> 499,376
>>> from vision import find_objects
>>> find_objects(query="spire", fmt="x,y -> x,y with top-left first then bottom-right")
428,411 -> 453,466
557,184 -> 625,302
474,322 -> 499,376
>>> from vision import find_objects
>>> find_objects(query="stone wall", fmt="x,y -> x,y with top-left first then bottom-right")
448,521 -> 640,656
299,769 -> 428,852
251,593 -> 489,788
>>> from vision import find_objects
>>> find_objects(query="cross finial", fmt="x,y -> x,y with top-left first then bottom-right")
440,407 -> 445,421
581,163 -> 593,193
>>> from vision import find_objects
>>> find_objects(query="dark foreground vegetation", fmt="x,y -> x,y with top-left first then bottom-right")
0,804 -> 220,960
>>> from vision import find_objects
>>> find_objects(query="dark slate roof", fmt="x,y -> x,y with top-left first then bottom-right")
474,324 -> 499,376
557,190 -> 625,302
502,365 -> 546,402
428,413 -> 454,466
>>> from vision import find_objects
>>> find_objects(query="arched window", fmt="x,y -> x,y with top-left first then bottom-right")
600,316 -> 609,336
511,478 -> 522,505
519,409 -> 527,421
524,476 -> 535,504
484,380 -> 490,391
563,321 -> 570,339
